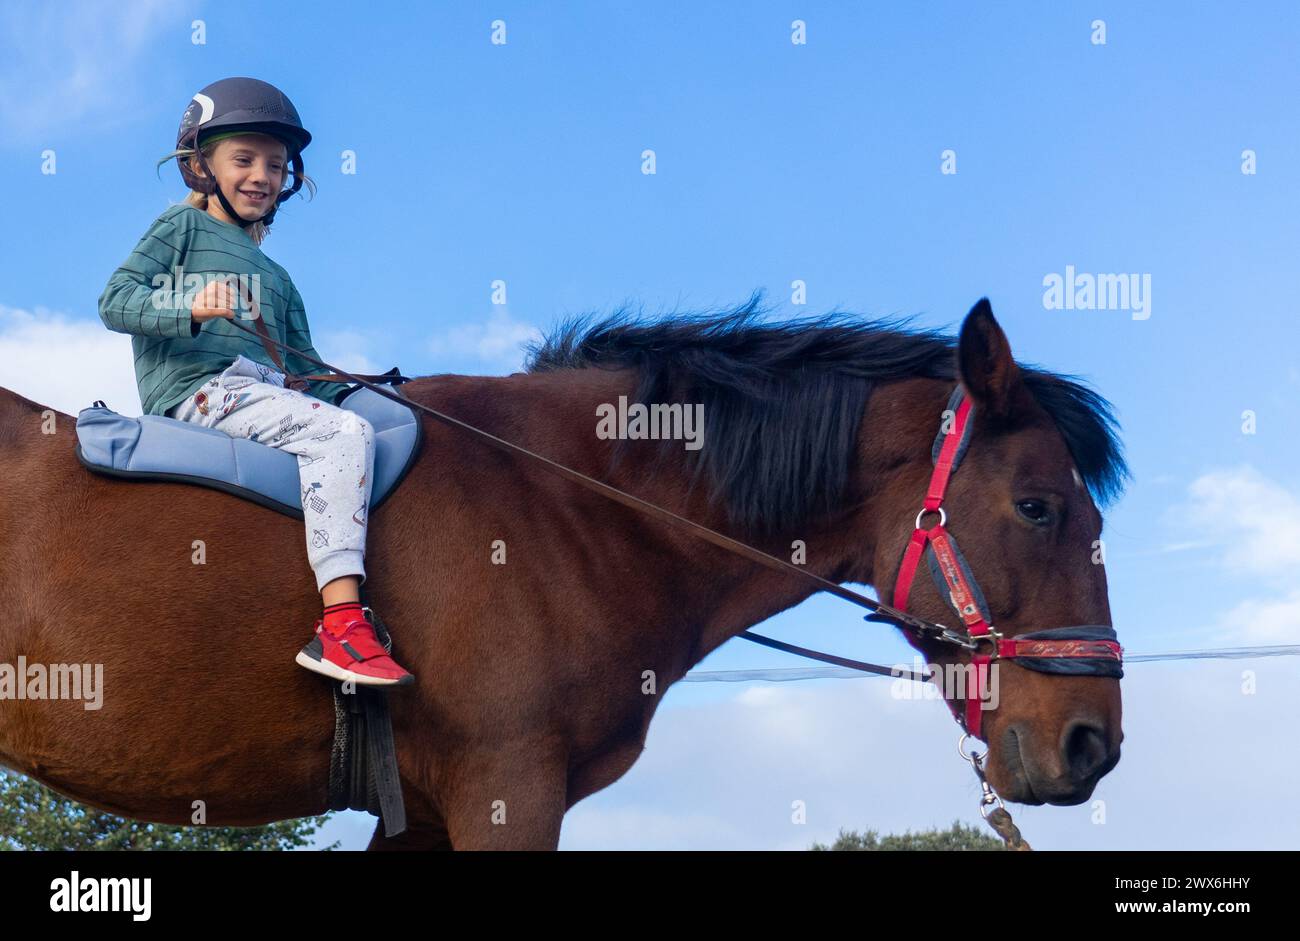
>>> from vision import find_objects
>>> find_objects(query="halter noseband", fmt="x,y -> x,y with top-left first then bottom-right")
887,386 -> 1124,740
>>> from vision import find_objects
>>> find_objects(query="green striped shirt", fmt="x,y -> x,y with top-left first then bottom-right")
98,203 -> 343,417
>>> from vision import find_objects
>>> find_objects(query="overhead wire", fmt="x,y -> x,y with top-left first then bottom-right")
680,644 -> 1300,683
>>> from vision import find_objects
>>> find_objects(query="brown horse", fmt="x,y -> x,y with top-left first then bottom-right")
0,296 -> 1126,849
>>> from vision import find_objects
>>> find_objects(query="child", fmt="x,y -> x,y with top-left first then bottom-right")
98,77 -> 414,687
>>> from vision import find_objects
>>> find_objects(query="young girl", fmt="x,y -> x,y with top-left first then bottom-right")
98,76 -> 414,688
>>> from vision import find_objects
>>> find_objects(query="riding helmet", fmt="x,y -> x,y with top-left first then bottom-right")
175,77 -> 312,228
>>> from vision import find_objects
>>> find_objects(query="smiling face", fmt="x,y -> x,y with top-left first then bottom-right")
191,132 -> 289,224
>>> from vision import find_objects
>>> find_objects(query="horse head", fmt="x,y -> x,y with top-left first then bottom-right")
873,298 -> 1124,806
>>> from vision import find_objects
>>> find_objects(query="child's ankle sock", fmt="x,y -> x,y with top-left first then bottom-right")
322,601 -> 364,637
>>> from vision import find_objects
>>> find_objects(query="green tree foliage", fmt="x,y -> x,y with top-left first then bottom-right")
810,819 -> 1005,851
0,770 -> 337,850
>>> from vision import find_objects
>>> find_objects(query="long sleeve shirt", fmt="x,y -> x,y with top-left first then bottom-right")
98,203 -> 343,416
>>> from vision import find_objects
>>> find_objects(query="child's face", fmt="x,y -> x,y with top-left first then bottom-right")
193,133 -> 289,222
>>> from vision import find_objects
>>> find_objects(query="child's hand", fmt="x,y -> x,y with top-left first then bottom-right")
190,278 -> 239,323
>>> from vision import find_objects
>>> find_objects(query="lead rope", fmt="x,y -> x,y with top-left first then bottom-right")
958,734 -> 1030,850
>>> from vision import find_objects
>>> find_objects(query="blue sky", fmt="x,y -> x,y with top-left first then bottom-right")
1,1 -> 1297,850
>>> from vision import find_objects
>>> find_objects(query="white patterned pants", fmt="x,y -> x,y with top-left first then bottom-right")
168,354 -> 376,592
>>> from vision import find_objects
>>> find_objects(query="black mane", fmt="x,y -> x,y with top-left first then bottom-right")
524,292 -> 1128,534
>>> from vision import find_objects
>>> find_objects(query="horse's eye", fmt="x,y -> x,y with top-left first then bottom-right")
1015,500 -> 1051,525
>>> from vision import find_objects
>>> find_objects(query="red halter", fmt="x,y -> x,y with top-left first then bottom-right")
890,388 -> 1124,740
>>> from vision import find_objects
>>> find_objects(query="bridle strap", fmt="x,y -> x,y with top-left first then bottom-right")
923,394 -> 971,511
890,387 -> 1123,740
1002,627 -> 1123,676
927,525 -> 991,633
894,391 -> 982,623
893,527 -> 930,612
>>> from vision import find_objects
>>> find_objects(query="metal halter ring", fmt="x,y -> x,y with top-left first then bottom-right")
915,506 -> 947,530
957,733 -> 987,765
970,628 -> 1004,656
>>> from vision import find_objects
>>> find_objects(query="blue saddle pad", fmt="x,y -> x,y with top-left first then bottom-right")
74,384 -> 423,518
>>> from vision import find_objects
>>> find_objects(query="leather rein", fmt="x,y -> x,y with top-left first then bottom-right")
229,315 -> 1124,740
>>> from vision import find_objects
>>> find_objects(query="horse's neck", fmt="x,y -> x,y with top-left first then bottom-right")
0,386 -> 56,451
0,385 -> 53,420
404,369 -> 933,672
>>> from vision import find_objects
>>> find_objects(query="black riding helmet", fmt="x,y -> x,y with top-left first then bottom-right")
175,77 -> 312,229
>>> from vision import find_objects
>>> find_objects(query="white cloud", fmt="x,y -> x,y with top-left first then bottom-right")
0,1 -> 177,144
1212,592 -> 1300,646
1170,466 -> 1300,646
427,308 -> 541,372
1156,539 -> 1216,554
1180,466 -> 1300,578
557,659 -> 1300,850
0,303 -> 387,418
561,679 -> 965,851
305,328 -> 381,379
560,806 -> 744,851
0,303 -> 140,415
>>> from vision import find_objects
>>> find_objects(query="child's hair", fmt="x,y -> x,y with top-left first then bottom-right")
155,135 -> 317,246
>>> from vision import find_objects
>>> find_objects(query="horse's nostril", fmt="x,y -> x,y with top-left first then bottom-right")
1063,721 -> 1109,780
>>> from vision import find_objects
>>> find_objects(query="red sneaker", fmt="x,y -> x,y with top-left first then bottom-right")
295,616 -> 415,687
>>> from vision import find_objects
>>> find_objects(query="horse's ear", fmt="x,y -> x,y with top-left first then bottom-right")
957,298 -> 1021,421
